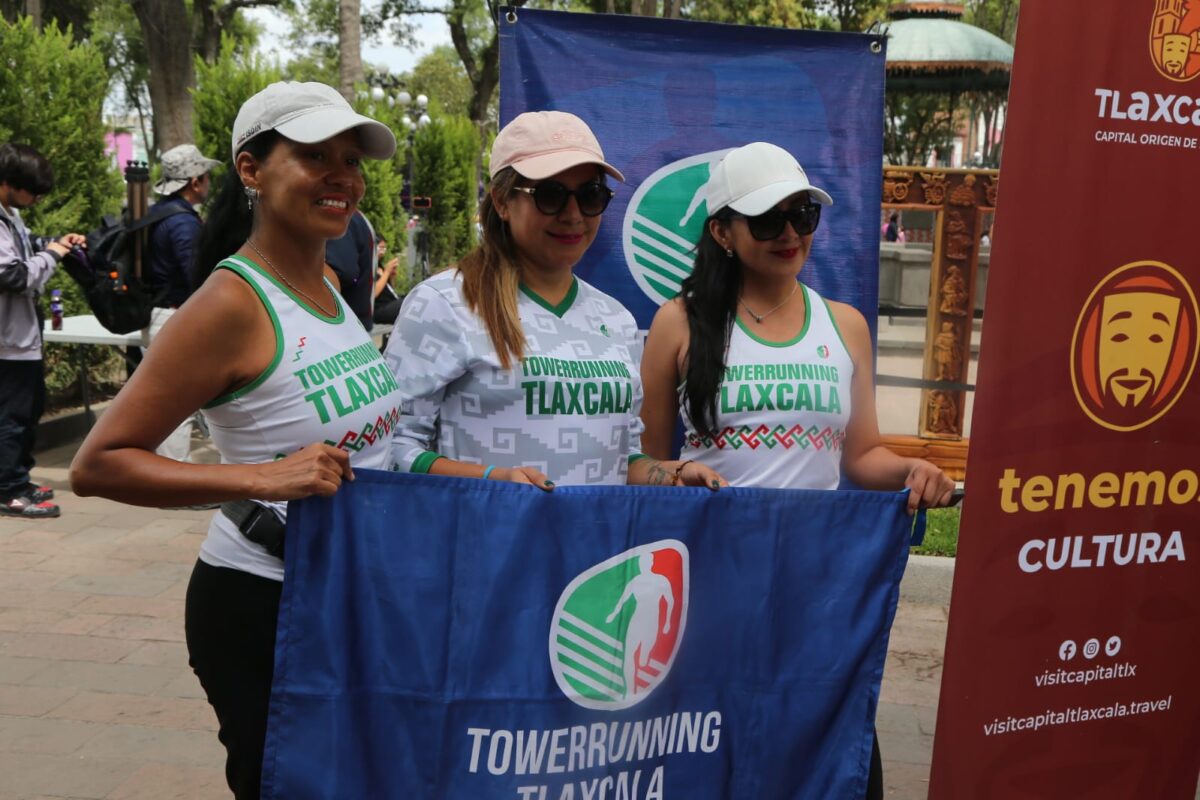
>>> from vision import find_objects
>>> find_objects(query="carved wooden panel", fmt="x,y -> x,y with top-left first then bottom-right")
881,166 -> 998,440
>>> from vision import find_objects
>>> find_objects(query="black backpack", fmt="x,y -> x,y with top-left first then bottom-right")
61,203 -> 189,334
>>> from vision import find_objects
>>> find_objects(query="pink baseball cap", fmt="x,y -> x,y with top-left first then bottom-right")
489,111 -> 624,183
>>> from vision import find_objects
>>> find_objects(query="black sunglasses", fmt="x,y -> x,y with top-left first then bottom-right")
731,203 -> 822,240
512,180 -> 613,217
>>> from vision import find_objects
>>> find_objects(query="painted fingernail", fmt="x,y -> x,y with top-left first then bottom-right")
544,480 -> 555,487
711,480 -> 720,489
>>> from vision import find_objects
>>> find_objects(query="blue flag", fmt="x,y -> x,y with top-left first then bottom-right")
261,472 -> 916,799
498,9 -> 886,334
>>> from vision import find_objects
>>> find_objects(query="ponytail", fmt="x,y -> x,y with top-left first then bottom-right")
458,167 -> 525,370
191,131 -> 282,290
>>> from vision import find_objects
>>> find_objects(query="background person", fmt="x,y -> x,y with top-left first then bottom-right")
0,142 -> 86,518
385,110 -> 724,491
325,208 -> 376,329
372,235 -> 403,325
145,143 -> 221,461
69,81 -> 398,800
639,141 -> 956,800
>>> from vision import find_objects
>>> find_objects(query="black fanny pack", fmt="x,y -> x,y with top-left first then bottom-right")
220,500 -> 286,558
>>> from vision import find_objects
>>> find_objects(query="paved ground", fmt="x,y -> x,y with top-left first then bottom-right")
0,436 -> 954,799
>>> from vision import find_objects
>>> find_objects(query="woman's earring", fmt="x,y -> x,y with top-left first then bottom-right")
725,248 -> 734,258
243,185 -> 259,211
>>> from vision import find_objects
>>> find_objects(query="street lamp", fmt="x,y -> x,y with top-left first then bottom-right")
396,90 -> 433,279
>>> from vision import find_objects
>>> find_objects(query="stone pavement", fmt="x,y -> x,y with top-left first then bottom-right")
1,441 -> 950,799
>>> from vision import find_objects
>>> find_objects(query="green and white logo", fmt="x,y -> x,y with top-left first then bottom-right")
622,150 -> 732,304
549,540 -> 689,711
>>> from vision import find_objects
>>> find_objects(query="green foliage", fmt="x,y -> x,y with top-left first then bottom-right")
349,90 -> 408,263
0,14 -> 126,402
686,0 -> 823,29
407,45 -> 473,120
193,34 -> 283,171
412,115 -> 480,273
911,506 -> 960,557
963,0 -> 1019,44
884,92 -> 959,166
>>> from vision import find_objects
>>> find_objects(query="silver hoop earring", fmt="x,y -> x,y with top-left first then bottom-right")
725,248 -> 734,258
243,185 -> 259,211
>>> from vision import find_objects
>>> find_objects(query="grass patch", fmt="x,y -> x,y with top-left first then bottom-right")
911,506 -> 960,557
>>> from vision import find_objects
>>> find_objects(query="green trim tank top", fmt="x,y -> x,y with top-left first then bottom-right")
679,283 -> 853,490
199,255 -> 400,581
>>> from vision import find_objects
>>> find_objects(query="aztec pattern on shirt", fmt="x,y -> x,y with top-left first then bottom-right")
385,269 -> 644,486
679,282 -> 854,491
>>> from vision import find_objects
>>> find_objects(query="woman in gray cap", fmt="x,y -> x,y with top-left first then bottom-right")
70,81 -> 398,799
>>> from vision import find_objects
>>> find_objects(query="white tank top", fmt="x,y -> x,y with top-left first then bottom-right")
198,255 -> 400,581
679,283 -> 854,490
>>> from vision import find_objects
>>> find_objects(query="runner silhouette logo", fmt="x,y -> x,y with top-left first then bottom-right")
549,540 -> 689,710
622,150 -> 732,304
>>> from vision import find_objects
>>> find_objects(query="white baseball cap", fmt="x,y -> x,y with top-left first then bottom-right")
705,142 -> 833,216
490,110 -> 624,182
231,81 -> 397,162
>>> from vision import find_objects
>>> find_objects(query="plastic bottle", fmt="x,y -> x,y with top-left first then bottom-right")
49,289 -> 64,331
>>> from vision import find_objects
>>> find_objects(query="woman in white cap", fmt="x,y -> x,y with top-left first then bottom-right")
385,110 -> 724,490
70,81 -> 399,799
639,141 -> 955,799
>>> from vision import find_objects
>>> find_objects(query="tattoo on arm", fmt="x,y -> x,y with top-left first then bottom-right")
645,460 -> 675,486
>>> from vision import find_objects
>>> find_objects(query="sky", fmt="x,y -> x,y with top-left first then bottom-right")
244,5 -> 453,75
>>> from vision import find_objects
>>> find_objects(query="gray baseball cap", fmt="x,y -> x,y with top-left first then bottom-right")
154,144 -> 221,195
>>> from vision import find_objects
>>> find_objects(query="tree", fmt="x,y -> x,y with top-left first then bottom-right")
816,0 -> 886,31
339,0 -> 364,101
884,92 -> 959,166
412,115 -> 480,271
125,0 -> 273,157
963,0 -> 1018,44
0,15 -> 125,401
194,0 -> 282,64
407,45 -> 472,119
686,0 -> 821,28
193,34 -> 283,166
130,0 -> 195,153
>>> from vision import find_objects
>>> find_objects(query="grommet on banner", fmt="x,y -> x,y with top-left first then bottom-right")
870,40 -> 883,54
506,10 -> 518,23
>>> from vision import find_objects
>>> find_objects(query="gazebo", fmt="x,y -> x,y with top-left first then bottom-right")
883,1 -> 1014,94
875,2 -> 1015,469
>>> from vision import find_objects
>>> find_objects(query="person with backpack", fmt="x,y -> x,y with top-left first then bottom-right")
144,144 -> 220,461
148,144 -> 219,309
0,143 -> 87,518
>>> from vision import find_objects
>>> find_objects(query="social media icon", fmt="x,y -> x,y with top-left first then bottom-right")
1105,635 -> 1121,657
1083,638 -> 1100,659
1059,640 -> 1077,661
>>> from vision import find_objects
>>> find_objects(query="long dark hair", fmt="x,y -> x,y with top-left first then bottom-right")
191,131 -> 282,290
680,212 -> 741,437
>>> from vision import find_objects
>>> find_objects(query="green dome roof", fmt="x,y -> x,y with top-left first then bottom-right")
883,2 -> 1014,92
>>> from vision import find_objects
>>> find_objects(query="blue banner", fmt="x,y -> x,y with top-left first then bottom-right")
261,471 -> 916,799
498,9 -> 886,335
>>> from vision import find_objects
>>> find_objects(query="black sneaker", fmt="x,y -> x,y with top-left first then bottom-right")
0,495 -> 61,518
24,483 -> 54,503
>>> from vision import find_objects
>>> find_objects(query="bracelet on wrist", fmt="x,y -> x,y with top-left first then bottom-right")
482,464 -> 496,481
673,459 -> 694,486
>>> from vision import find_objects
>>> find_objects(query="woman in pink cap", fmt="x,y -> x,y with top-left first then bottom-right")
640,141 -> 956,799
70,81 -> 399,799
385,111 -> 724,490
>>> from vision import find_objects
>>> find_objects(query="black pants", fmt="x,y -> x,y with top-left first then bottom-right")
185,559 -> 282,800
867,731 -> 883,799
0,359 -> 45,501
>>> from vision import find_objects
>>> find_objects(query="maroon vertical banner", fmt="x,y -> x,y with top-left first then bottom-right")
930,1 -> 1200,798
